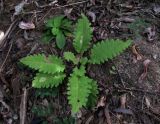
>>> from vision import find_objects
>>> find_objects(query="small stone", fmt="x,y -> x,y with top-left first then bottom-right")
13,114 -> 18,120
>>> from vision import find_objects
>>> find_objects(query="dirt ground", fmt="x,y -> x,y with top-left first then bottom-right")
0,0 -> 160,124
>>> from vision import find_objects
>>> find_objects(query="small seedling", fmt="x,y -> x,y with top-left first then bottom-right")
42,15 -> 72,49
20,14 -> 131,113
128,18 -> 149,40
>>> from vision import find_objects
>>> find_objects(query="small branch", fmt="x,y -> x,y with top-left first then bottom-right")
20,88 -> 28,124
0,20 -> 17,48
0,40 -> 14,72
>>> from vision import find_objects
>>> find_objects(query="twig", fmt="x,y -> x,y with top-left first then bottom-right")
116,86 -> 160,95
0,40 -> 14,72
0,20 -> 19,72
34,0 -> 58,8
104,104 -> 112,124
20,88 -> 28,124
0,20 -> 17,48
37,0 -> 88,25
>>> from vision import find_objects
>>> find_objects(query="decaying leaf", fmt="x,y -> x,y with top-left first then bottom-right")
19,21 -> 35,30
132,45 -> 142,61
138,59 -> 151,83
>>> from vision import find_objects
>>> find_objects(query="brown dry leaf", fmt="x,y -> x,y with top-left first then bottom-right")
19,21 -> 35,30
138,59 -> 151,83
97,96 -> 106,108
132,45 -> 142,61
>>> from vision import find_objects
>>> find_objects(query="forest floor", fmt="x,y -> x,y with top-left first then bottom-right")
0,0 -> 160,124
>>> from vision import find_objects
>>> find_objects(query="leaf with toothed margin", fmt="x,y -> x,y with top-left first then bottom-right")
73,14 -> 92,53
90,39 -> 131,64
33,73 -> 65,88
20,54 -> 65,74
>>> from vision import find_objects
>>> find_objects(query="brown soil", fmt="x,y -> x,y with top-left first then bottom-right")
0,0 -> 160,124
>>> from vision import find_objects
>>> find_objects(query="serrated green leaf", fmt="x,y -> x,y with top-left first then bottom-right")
56,31 -> 66,49
67,66 -> 92,113
90,39 -> 131,64
61,18 -> 72,30
33,73 -> 65,88
63,52 -> 78,64
45,18 -> 54,28
73,14 -> 92,53
20,54 -> 65,74
73,66 -> 86,77
54,15 -> 65,28
46,15 -> 64,28
52,27 -> 60,36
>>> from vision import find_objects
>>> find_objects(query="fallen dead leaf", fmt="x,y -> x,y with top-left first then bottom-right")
138,59 -> 151,83
132,45 -> 142,61
19,21 -> 35,30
